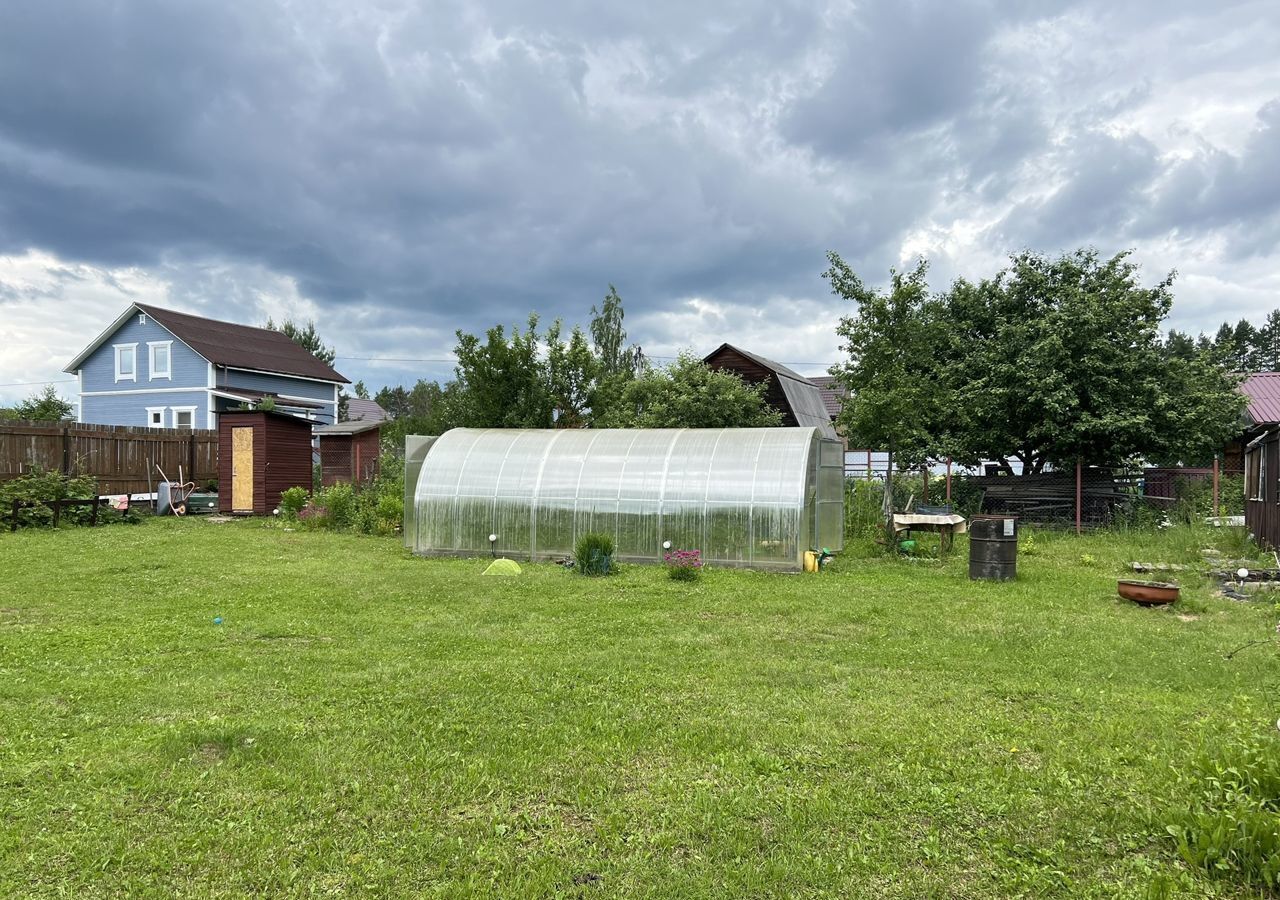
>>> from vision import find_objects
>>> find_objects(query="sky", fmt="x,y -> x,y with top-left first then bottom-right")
2,0 -> 1279,404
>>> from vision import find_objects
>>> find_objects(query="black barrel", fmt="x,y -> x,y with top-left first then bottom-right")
969,515 -> 1018,580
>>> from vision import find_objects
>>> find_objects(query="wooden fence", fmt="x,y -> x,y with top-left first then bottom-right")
0,421 -> 218,496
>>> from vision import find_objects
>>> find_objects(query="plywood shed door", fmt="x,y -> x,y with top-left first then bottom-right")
231,427 -> 254,512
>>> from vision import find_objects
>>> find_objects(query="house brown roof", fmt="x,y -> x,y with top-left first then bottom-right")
136,303 -> 348,383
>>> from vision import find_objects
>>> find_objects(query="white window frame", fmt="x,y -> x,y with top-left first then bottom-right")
148,341 -> 172,380
114,343 -> 138,382
170,406 -> 197,429
146,407 -> 166,429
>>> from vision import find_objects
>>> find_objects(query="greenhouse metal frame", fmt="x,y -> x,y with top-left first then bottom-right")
406,427 -> 843,571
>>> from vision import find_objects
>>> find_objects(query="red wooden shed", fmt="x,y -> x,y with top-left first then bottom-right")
316,420 -> 381,486
217,410 -> 314,515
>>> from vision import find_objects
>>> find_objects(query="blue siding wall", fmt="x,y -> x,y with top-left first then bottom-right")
76,312 -> 212,426
82,390 -> 211,429
80,314 -> 208,392
220,369 -> 338,424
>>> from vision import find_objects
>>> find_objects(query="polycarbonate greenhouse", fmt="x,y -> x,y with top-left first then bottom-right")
405,427 -> 844,571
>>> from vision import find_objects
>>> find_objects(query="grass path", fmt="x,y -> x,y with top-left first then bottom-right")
1,520 -> 1277,897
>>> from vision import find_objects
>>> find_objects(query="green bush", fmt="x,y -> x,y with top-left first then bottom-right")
575,532 -> 615,576
279,486 -> 309,520
1162,724 -> 1280,890
313,482 -> 356,528
0,468 -> 125,529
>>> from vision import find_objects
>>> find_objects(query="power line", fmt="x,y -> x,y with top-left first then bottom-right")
0,378 -> 77,388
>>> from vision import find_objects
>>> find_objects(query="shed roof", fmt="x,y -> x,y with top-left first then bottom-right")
64,303 -> 348,383
1242,372 -> 1280,426
314,420 -> 382,436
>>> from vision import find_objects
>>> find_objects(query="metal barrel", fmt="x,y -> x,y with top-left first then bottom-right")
969,515 -> 1018,580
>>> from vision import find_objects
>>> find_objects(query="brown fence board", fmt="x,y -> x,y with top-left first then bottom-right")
0,421 -> 217,495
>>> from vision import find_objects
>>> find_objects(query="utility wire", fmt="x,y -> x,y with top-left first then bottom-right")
0,378 -> 77,388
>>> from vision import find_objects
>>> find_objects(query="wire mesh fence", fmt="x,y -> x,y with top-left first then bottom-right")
842,462 -> 1244,544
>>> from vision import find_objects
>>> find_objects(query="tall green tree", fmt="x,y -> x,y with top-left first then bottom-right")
594,353 -> 782,429
1256,310 -> 1280,371
590,285 -> 644,379
825,254 -> 950,529
452,315 -> 553,428
545,320 -> 599,428
353,380 -> 369,400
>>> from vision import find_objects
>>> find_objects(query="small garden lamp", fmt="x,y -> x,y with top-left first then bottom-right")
489,533 -> 498,557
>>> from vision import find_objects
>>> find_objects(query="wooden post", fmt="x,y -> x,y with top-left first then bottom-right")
1075,458 -> 1083,535
946,458 -> 952,502
1213,455 -> 1220,518
866,449 -> 872,479
61,425 -> 71,476
921,465 -> 928,506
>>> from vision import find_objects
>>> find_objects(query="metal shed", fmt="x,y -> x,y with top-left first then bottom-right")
407,427 -> 844,571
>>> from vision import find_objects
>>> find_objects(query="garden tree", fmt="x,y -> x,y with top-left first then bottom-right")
451,315 -> 554,428
353,380 -> 369,400
267,317 -> 349,421
594,353 -> 783,429
825,254 -> 952,531
1147,344 -> 1246,466
545,320 -> 599,428
943,249 -> 1243,471
1,385 -> 74,422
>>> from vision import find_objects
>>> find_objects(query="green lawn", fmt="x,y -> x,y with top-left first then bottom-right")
1,520 -> 1278,897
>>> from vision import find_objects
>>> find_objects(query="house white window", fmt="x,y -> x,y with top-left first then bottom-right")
146,407 -> 166,429
148,341 -> 172,380
114,343 -> 137,382
171,406 -> 197,429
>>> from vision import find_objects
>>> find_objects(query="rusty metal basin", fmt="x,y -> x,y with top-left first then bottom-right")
1118,579 -> 1180,605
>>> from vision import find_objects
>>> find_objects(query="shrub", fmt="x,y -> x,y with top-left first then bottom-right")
575,532 -> 615,576
664,548 -> 702,581
1162,724 -> 1280,890
279,486 -> 309,520
0,467 -> 114,529
313,482 -> 357,528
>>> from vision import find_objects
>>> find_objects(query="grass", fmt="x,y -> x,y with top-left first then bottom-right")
1,519 -> 1279,897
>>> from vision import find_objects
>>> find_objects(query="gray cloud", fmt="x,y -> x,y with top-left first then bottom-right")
1,0 -> 1279,400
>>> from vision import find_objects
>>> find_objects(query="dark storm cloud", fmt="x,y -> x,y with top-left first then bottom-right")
1,0 -> 1279,397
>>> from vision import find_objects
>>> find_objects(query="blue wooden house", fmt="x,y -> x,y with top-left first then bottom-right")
64,304 -> 348,429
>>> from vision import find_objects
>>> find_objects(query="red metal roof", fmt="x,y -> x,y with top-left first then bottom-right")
1242,372 -> 1280,425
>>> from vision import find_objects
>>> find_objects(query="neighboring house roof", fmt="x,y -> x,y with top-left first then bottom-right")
314,420 -> 382,436
1242,372 -> 1280,426
807,375 -> 847,419
703,343 -> 837,439
63,302 -> 348,383
346,398 -> 388,422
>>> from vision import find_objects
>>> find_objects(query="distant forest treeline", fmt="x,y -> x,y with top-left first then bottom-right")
1169,311 -> 1280,371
